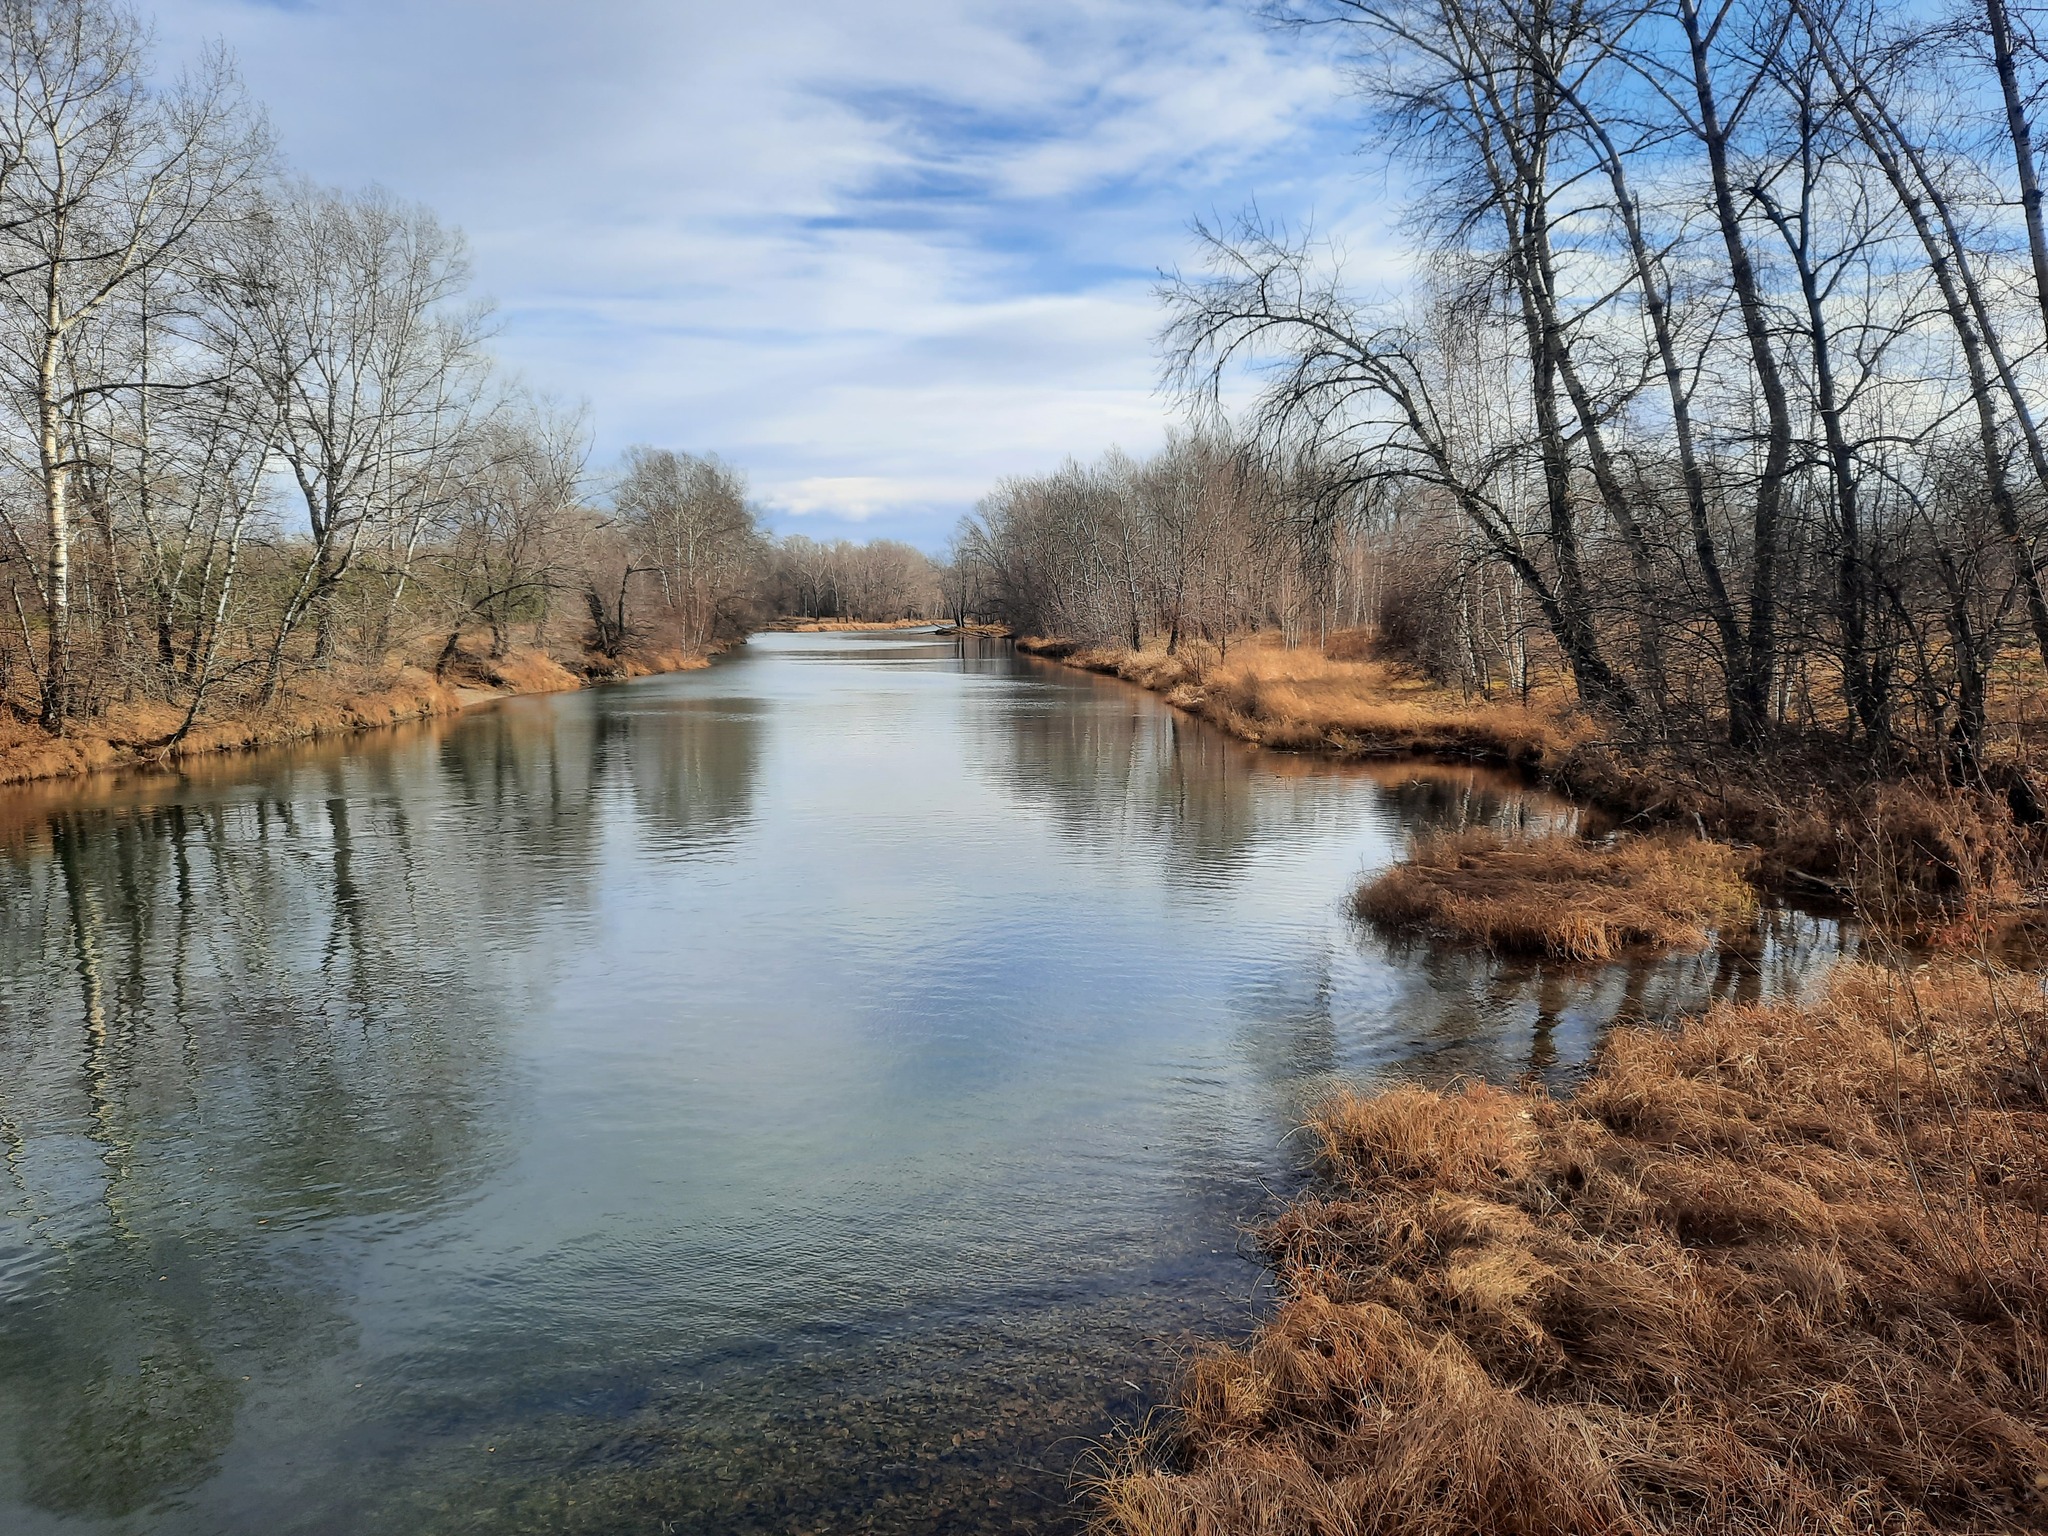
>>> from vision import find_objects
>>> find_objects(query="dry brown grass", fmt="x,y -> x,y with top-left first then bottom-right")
1354,829 -> 1759,961
0,664 -> 471,787
1019,634 -> 1588,774
1097,962 -> 2048,1536
935,621 -> 1014,636
459,646 -> 585,695
770,617 -> 940,632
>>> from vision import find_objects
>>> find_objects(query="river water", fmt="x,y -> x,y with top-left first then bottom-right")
0,631 -> 1845,1535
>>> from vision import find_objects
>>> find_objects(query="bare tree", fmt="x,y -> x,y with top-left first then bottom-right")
223,184 -> 487,699
0,0 -> 264,727
430,399 -> 587,672
614,446 -> 764,648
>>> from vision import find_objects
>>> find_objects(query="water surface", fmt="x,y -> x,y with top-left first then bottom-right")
0,632 -> 1845,1533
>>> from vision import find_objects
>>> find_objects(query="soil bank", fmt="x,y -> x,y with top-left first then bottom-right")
0,643 -> 719,792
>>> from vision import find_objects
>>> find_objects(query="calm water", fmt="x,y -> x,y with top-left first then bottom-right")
0,632 -> 1846,1534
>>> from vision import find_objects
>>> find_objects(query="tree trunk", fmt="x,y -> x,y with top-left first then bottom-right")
38,334 -> 69,732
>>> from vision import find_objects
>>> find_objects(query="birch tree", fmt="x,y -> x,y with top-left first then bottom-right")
0,0 -> 262,727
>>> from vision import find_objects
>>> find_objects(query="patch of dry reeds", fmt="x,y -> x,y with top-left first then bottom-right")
771,617 -> 940,632
453,646 -> 585,695
1354,829 -> 1758,961
1097,963 -> 2048,1536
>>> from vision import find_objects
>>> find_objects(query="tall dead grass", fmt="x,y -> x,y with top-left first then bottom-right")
1354,829 -> 1759,961
1097,963 -> 2048,1536
1019,634 -> 1586,773
768,616 -> 940,632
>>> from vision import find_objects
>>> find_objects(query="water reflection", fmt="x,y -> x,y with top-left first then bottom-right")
0,780 -> 537,1519
1331,902 -> 1849,1088
1365,763 -> 1585,838
990,682 -> 1277,882
614,698 -> 763,857
0,633 -> 1846,1535
990,667 -> 1586,894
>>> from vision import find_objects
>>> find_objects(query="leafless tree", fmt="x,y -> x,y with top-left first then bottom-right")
613,446 -> 766,648
222,184 -> 488,699
0,0 -> 264,727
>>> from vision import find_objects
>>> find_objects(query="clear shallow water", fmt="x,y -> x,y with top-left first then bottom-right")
0,632 -> 1849,1534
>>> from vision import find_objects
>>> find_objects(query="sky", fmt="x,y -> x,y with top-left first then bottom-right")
151,0 -> 1397,550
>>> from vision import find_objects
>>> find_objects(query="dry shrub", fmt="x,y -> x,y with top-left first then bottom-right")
1354,829 -> 1758,961
1839,782 -> 2038,937
1322,627 -> 1378,663
1098,964 -> 2048,1536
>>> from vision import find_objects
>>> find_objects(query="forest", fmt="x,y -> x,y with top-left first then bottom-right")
27,0 -> 2048,795
7,0 -> 2048,1533
959,0 -> 2048,800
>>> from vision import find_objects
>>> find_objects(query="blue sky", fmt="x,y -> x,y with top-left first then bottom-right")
153,0 -> 1398,550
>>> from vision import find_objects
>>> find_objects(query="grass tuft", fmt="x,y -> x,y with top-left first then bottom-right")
1354,829 -> 1758,961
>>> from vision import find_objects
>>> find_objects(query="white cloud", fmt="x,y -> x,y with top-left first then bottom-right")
774,477 -> 978,523
152,0 -> 1396,547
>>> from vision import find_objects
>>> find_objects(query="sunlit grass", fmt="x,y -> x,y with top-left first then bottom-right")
1353,828 -> 1758,962
1097,962 -> 2048,1535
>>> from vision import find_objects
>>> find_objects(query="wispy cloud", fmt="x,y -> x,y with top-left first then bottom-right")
155,0 -> 1390,547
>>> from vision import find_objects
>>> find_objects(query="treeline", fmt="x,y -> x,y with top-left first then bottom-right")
973,0 -> 2048,780
957,433 -> 1367,651
0,0 -> 937,745
762,535 -> 946,623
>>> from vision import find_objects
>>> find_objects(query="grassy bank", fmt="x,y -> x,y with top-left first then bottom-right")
1015,633 -> 2047,927
1100,961 -> 2048,1535
1016,634 -> 1584,772
0,641 -> 714,790
1038,629 -> 2048,1532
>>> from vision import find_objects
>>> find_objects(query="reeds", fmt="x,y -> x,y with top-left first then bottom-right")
773,617 -> 940,632
1353,829 -> 1758,961
1096,963 -> 2048,1535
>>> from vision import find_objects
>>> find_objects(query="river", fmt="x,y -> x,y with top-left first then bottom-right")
0,630 -> 1846,1534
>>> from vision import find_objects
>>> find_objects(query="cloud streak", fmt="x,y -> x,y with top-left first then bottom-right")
154,0 -> 1388,548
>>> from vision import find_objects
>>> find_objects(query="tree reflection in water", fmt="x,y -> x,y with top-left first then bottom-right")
988,663 -> 1846,1101
0,689 -> 769,1524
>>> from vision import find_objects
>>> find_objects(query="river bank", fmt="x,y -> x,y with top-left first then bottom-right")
1014,631 -> 2048,1532
0,641 -> 718,790
761,617 -> 944,632
1098,958 -> 2048,1535
1014,633 -> 2047,930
